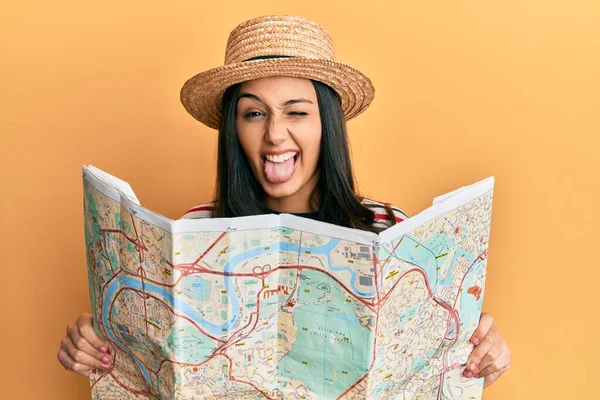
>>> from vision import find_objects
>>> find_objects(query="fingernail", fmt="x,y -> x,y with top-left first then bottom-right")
464,370 -> 473,378
475,374 -> 481,379
469,363 -> 476,371
101,363 -> 111,370
472,337 -> 480,345
100,346 -> 108,353
102,356 -> 110,363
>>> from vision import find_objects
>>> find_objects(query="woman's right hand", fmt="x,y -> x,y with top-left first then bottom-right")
57,313 -> 112,376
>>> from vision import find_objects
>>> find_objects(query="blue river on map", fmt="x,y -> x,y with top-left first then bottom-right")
378,234 -> 475,289
102,236 -> 376,385
101,230 -> 482,387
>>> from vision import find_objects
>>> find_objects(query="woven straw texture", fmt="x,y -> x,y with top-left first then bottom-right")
180,15 -> 375,130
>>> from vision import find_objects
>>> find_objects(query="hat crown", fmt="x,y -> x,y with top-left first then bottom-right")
224,15 -> 335,64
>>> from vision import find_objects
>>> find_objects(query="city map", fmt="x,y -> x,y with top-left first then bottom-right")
82,165 -> 494,399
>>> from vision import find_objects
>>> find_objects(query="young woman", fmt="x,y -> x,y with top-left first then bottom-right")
58,15 -> 511,392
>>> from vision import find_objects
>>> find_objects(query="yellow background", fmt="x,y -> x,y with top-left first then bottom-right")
1,0 -> 598,398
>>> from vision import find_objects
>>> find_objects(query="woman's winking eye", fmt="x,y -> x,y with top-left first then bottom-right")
243,110 -> 308,119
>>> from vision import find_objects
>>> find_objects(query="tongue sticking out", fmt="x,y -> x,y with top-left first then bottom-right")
264,156 -> 295,183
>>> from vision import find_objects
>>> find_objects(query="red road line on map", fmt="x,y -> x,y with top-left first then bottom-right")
89,248 -> 98,271
452,250 -> 487,310
432,250 -> 488,371
377,264 -> 463,374
214,283 -> 267,354
432,250 -> 487,371
379,265 -> 460,339
153,354 -> 219,375
96,230 -> 227,288
374,236 -> 405,306
151,354 -> 274,399
94,350 -> 151,397
101,286 -> 228,394
107,372 -> 150,396
89,371 -> 104,391
90,268 -> 124,344
394,256 -> 478,373
110,374 -> 149,397
118,267 -> 209,291
102,232 -> 116,273
100,269 -> 122,291
89,346 -> 120,392
139,267 -> 149,337
372,244 -> 381,307
213,313 -> 258,354
117,264 -> 376,310
131,213 -> 146,264
162,231 -> 227,274
277,265 -> 375,308
153,345 -> 231,376
445,361 -> 463,370
379,268 -> 431,305
337,371 -> 368,398
99,227 -> 148,253
219,353 -> 276,399
432,298 -> 459,371
115,287 -> 226,344
195,231 -> 227,263
89,233 -> 116,274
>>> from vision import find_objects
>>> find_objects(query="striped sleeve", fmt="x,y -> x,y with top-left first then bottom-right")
180,199 -> 409,229
180,202 -> 216,219
361,197 -> 409,230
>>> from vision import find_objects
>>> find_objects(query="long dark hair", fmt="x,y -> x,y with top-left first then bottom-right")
213,79 -> 383,233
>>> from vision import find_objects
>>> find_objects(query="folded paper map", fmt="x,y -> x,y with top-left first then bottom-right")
82,165 -> 494,399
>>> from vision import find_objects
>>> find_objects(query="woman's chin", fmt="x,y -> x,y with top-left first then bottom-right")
261,178 -> 301,199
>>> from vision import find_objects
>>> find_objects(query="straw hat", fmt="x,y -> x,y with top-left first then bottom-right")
180,15 -> 375,130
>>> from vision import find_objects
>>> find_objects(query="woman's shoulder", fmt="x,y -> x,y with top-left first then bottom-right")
360,196 -> 409,229
180,201 -> 217,219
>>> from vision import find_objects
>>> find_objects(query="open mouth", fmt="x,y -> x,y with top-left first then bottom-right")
261,151 -> 299,184
261,151 -> 298,163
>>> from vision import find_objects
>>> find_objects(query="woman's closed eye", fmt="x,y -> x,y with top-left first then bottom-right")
244,111 -> 308,119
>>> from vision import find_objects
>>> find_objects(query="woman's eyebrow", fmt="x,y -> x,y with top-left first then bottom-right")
284,98 -> 314,106
237,93 -> 314,107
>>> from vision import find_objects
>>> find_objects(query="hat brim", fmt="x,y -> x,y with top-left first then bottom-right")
180,57 -> 375,130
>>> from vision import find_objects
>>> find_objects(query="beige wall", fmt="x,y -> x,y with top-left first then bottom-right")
1,0 -> 598,398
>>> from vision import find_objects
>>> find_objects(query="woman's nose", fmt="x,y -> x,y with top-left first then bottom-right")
265,116 -> 288,145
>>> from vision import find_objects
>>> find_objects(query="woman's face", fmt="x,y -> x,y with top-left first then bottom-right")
236,76 -> 322,212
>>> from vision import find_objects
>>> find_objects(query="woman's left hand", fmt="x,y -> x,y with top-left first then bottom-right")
463,312 -> 511,388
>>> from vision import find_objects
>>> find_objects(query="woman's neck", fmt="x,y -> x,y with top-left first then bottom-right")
266,197 -> 314,213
